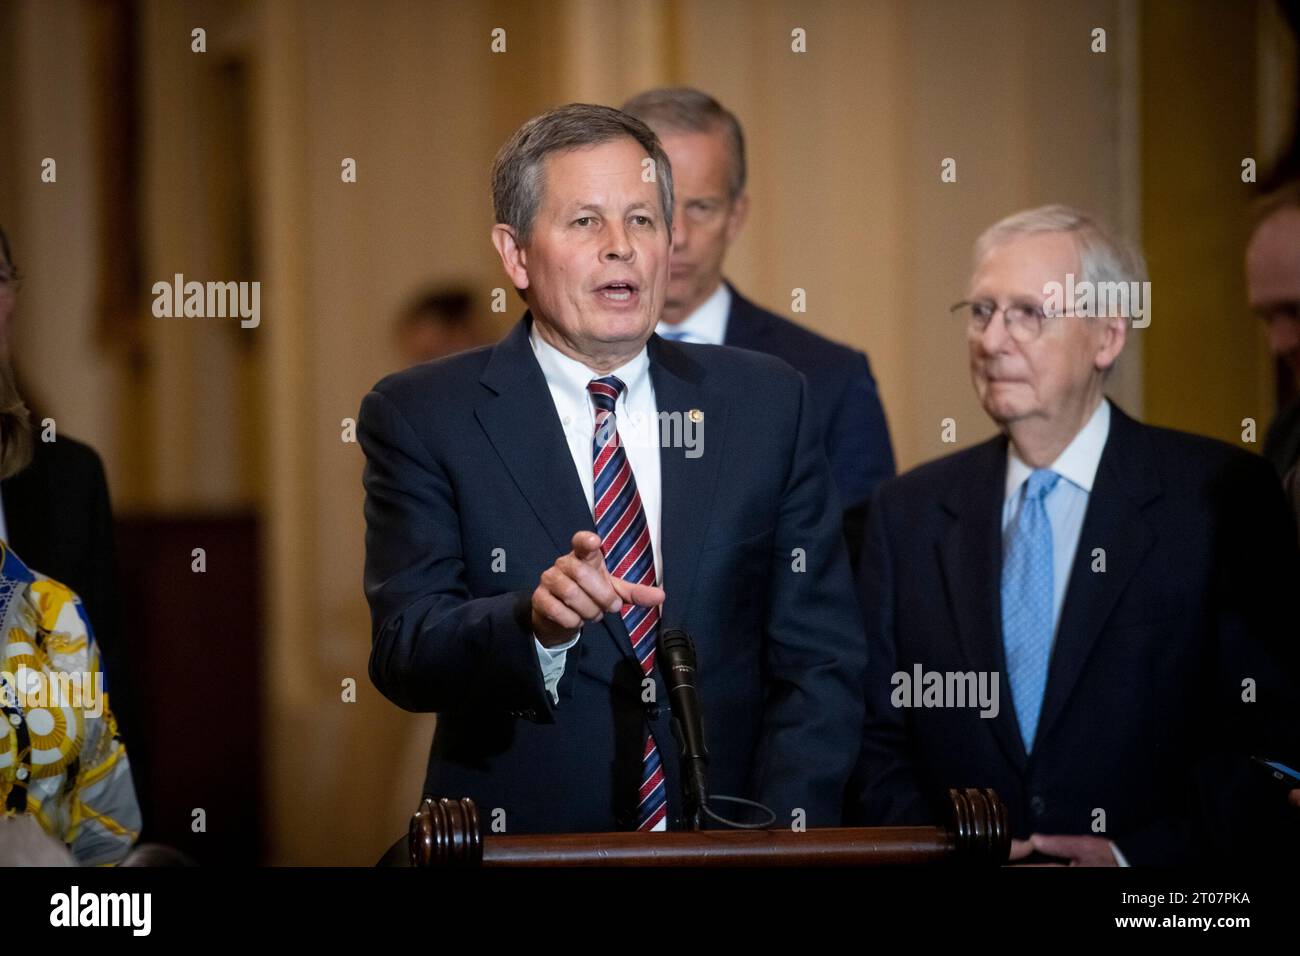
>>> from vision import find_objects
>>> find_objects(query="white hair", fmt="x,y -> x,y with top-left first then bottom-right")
973,203 -> 1148,291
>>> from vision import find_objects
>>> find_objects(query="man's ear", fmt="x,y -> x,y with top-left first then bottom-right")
491,224 -> 530,292
1095,312 -> 1128,372
724,192 -> 750,247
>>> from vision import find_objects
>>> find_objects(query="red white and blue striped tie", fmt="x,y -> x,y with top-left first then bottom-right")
587,375 -> 667,831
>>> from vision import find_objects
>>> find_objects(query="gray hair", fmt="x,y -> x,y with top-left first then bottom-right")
491,103 -> 674,243
621,87 -> 747,200
974,204 -> 1148,298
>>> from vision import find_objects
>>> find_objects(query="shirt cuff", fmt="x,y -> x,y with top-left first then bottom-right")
534,632 -> 580,704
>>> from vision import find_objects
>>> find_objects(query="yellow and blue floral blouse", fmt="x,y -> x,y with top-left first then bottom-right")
0,542 -> 140,864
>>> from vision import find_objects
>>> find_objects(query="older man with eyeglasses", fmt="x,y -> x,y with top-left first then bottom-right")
846,204 -> 1300,865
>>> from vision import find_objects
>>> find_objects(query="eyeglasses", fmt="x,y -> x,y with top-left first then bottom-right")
950,299 -> 1061,343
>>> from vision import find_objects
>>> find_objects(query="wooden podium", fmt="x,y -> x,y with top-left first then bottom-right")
398,788 -> 1008,867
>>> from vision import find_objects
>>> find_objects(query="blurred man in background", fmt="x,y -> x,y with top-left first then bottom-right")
393,285 -> 485,366
621,88 -> 894,569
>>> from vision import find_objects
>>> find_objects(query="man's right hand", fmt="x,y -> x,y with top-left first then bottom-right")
531,531 -> 665,647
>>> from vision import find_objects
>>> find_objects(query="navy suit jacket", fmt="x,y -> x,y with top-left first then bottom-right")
722,283 -> 895,567
848,402 -> 1300,863
360,314 -> 865,833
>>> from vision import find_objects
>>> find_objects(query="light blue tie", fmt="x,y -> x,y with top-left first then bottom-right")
659,329 -> 690,342
1001,468 -> 1061,753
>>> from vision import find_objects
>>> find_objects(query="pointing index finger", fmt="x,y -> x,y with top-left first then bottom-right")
571,531 -> 605,563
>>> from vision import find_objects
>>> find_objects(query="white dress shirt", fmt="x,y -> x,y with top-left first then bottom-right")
655,281 -> 731,344
528,322 -> 664,706
1001,397 -> 1127,864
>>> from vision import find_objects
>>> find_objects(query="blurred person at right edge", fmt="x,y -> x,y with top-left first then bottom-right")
1248,179 -> 1300,538
1247,175 -> 1300,815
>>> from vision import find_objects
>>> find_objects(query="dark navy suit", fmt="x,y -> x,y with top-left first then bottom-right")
848,403 -> 1300,863
360,314 -> 865,833
722,283 -> 894,567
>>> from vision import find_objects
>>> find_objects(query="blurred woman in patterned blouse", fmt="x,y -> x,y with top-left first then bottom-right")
0,355 -> 139,865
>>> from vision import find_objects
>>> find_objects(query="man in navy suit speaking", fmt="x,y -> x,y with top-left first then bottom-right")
359,104 -> 864,834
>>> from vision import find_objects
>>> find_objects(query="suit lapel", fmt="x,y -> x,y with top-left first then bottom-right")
720,281 -> 770,351
475,314 -> 635,662
936,434 -> 1030,771
647,334 -> 728,633
1035,403 -> 1160,748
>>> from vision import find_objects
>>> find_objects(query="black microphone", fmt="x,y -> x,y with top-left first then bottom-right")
657,628 -> 709,830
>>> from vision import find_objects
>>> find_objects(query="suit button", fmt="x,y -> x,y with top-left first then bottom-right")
1030,795 -> 1047,816
646,705 -> 661,720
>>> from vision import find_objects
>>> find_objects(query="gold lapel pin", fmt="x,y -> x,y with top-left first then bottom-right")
688,409 -> 703,423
